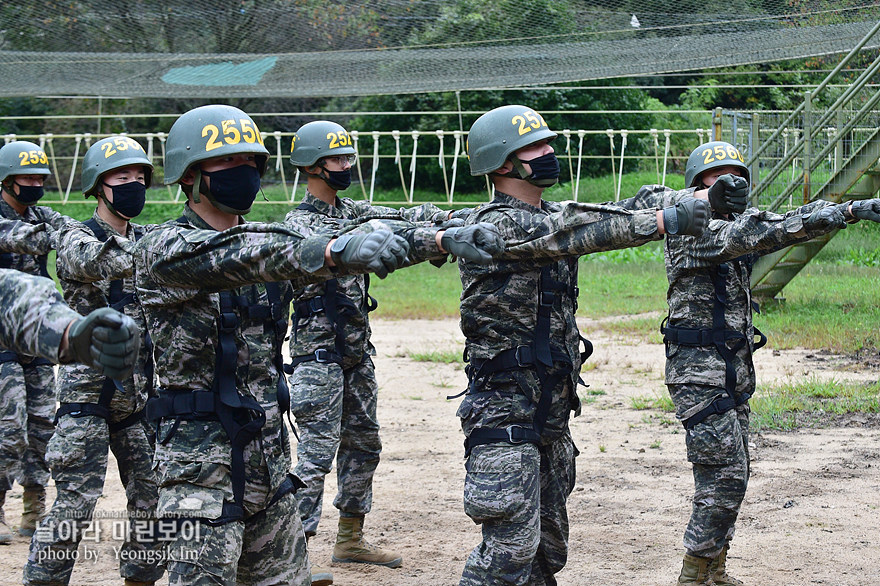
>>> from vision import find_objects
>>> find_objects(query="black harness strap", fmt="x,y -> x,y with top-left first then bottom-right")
0,351 -> 54,366
661,260 -> 767,430
285,201 -> 376,372
146,279 -> 294,524
462,262 -> 590,457
56,218 -> 148,433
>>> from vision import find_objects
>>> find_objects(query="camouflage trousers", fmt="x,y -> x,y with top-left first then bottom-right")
156,460 -> 310,586
668,383 -> 751,558
23,414 -> 163,585
291,357 -> 381,535
0,357 -> 54,491
459,431 -> 578,586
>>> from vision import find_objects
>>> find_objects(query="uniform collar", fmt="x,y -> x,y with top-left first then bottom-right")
180,203 -> 230,231
302,191 -> 343,218
492,190 -> 551,213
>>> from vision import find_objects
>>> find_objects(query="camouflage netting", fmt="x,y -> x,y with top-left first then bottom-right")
1,1 -> 879,98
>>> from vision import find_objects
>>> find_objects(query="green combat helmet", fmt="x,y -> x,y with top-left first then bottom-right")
163,104 -> 269,185
0,141 -> 51,183
466,105 -> 556,177
81,136 -> 153,197
685,141 -> 749,188
290,120 -> 356,167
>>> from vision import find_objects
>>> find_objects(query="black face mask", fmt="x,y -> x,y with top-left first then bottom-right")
102,181 -> 146,219
200,164 -> 262,215
521,152 -> 560,187
12,182 -> 44,205
324,168 -> 352,191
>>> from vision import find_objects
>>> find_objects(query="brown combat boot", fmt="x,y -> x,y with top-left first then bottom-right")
708,545 -> 743,586
310,563 -> 334,586
332,516 -> 402,568
678,553 -> 714,585
0,491 -> 13,545
19,486 -> 46,537
123,581 -> 155,586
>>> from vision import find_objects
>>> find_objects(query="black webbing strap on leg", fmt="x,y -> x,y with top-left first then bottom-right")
54,376 -> 121,424
0,350 -> 19,364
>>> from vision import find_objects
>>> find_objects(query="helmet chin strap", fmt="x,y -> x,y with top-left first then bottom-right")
508,155 -> 532,181
98,193 -> 129,221
301,165 -> 338,193
506,154 -> 557,188
191,168 -> 203,204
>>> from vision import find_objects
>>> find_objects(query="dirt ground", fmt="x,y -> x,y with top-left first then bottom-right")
1,316 -> 878,586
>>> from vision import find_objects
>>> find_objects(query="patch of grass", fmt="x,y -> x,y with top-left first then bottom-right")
750,377 -> 880,431
408,349 -> 463,364
630,393 -> 675,413
369,262 -> 464,319
650,439 -> 663,449
601,317 -> 664,343
576,257 -> 667,318
758,264 -> 880,353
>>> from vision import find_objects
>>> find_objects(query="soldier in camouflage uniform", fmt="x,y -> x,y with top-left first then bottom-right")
24,137 -> 164,586
455,105 -> 727,586
0,269 -> 139,377
133,105 -> 502,586
285,120 -> 476,585
0,141 -> 74,542
662,141 -> 880,585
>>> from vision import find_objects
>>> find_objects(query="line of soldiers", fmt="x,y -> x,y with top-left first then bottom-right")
0,102 -> 877,586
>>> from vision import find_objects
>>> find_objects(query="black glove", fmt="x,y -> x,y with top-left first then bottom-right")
845,199 -> 880,223
804,204 -> 847,231
661,199 -> 709,236
67,307 -> 141,380
707,174 -> 750,215
438,217 -> 466,229
441,223 -> 505,263
330,230 -> 409,279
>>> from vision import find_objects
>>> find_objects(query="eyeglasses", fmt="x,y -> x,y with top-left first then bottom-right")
323,154 -> 357,166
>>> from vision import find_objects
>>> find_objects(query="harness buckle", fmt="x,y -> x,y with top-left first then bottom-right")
506,425 -> 531,444
307,297 -> 325,314
314,349 -> 332,363
539,291 -> 556,307
514,346 -> 533,367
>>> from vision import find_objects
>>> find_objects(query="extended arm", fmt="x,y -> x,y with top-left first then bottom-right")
56,221 -> 134,282
0,218 -> 55,256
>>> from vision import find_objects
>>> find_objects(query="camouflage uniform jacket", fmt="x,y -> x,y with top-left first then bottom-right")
0,199 -> 66,279
133,205 -> 446,499
664,198 -> 839,395
55,212 -> 151,418
0,268 -> 79,363
283,192 -> 448,369
459,191 -> 668,438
